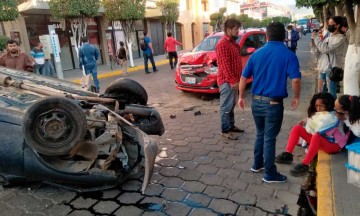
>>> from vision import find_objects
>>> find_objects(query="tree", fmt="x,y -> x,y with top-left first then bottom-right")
296,0 -> 360,95
48,0 -> 100,62
156,0 -> 180,33
210,7 -> 227,31
103,0 -> 146,67
272,16 -> 291,25
0,0 -> 19,22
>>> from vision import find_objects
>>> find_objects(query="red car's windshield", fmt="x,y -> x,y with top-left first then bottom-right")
192,35 -> 242,52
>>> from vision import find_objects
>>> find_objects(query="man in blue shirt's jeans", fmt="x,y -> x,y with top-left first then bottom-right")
143,31 -> 158,74
238,22 -> 301,183
79,36 -> 100,92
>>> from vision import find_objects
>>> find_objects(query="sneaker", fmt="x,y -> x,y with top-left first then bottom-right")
275,152 -> 293,164
221,132 -> 238,140
230,126 -> 244,133
262,173 -> 287,183
290,163 -> 309,177
250,166 -> 265,173
145,71 -> 151,74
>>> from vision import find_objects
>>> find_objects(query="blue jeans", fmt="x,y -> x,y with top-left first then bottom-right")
251,99 -> 284,178
34,64 -> 44,75
320,70 -> 337,98
43,60 -> 57,77
219,83 -> 237,133
144,53 -> 157,72
85,63 -> 100,91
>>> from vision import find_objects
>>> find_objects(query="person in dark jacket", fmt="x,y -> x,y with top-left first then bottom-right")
79,36 -> 100,92
284,25 -> 300,53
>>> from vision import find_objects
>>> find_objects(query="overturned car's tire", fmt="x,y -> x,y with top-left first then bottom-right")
104,78 -> 148,106
22,97 -> 87,156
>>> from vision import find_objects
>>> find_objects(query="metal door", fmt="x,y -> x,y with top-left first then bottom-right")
149,20 -> 165,55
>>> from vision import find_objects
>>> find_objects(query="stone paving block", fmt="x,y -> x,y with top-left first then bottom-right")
248,184 -> 274,197
44,204 -> 72,216
164,202 -> 192,216
8,193 -> 53,212
195,164 -> 219,174
157,150 -> 177,158
184,194 -> 212,208
193,156 -> 215,165
188,208 -> 218,216
208,152 -> 228,160
150,173 -> 164,184
159,177 -> 184,188
195,126 -> 212,133
212,159 -> 233,169
208,198 -> 238,214
156,158 -> 179,167
0,189 -> 16,200
183,131 -> 200,137
197,132 -> 215,139
92,201 -> 118,214
29,187 -> 77,204
232,161 -> 253,172
161,188 -> 187,201
177,153 -> 196,161
121,180 -> 142,191
68,210 -> 93,216
201,138 -> 219,145
205,145 -> 224,152
71,197 -> 98,209
140,197 -> 164,207
101,190 -> 121,199
117,192 -> 144,204
190,142 -> 207,149
217,168 -> 241,178
171,140 -> 189,147
239,172 -> 264,184
173,146 -> 191,153
185,135 -> 203,142
144,184 -> 165,196
199,174 -> 224,186
203,185 -> 231,199
181,181 -> 206,193
114,206 -> 143,216
275,190 -> 298,204
190,149 -> 210,156
227,154 -> 249,163
236,205 -> 267,216
159,167 -> 182,177
228,191 -> 256,205
256,197 -> 287,214
177,161 -> 198,170
178,170 -> 202,181
222,178 -> 248,191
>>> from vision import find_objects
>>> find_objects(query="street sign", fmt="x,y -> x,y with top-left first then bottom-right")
50,30 -> 61,63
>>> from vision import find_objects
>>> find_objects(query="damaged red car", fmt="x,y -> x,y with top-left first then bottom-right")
175,29 -> 267,93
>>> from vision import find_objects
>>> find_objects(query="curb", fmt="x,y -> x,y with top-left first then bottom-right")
71,59 -> 170,83
317,150 -> 335,216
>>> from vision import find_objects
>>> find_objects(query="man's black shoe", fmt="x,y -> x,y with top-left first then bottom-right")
275,152 -> 293,164
145,71 -> 151,74
153,69 -> 159,72
290,163 -> 309,177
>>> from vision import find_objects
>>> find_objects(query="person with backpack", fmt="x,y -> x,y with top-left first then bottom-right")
164,32 -> 182,70
117,41 -> 128,76
141,31 -> 158,74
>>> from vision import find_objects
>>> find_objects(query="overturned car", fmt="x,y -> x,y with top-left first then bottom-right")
0,67 -> 164,193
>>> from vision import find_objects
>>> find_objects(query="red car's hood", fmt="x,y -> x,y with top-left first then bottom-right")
179,51 -> 217,65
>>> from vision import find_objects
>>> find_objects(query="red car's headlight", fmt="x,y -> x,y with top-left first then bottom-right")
204,66 -> 218,74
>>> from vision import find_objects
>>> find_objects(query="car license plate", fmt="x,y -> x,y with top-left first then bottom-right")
185,77 -> 196,84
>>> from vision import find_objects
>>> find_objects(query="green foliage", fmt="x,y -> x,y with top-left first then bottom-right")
0,35 -> 10,52
219,7 -> 227,14
103,0 -> 145,22
48,0 -> 100,19
156,0 -> 180,32
210,8 -> 226,31
272,16 -> 291,24
0,0 -> 19,22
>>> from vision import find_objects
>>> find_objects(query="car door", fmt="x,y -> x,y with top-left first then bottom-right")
239,33 -> 266,70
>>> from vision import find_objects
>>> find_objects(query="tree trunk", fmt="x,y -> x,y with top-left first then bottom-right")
127,40 -> 134,67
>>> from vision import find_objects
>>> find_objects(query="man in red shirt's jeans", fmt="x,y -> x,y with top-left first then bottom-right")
216,18 -> 244,140
164,32 -> 182,69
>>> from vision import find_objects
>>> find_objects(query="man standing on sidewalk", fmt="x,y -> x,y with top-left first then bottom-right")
0,39 -> 33,72
30,42 -> 45,75
238,22 -> 301,183
216,18 -> 244,140
142,31 -> 158,74
79,36 -> 100,93
164,32 -> 182,70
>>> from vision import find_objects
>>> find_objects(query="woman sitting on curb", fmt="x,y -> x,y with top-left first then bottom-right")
335,95 -> 360,142
276,92 -> 350,177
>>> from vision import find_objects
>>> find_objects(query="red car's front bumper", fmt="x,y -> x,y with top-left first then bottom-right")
175,68 -> 219,94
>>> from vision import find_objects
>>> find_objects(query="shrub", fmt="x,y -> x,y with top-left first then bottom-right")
0,35 -> 10,53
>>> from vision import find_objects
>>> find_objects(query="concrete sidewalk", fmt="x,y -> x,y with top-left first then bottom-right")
63,50 -> 189,83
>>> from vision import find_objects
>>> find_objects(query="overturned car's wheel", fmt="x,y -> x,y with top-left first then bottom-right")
22,97 -> 87,156
104,78 -> 148,106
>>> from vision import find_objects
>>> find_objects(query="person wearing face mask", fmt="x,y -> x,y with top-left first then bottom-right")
216,18 -> 244,140
312,16 -> 347,98
0,39 -> 33,72
284,25 -> 300,53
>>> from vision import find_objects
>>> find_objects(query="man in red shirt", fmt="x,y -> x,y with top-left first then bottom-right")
164,32 -> 182,69
216,18 -> 244,140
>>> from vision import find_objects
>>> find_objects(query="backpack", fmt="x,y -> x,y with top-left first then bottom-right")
140,38 -> 148,51
118,47 -> 126,59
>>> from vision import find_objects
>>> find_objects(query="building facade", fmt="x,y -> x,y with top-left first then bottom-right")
240,1 -> 292,20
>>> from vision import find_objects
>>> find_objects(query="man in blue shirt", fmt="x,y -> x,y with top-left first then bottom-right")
142,31 -> 158,74
79,36 -> 100,92
238,22 -> 301,183
30,43 -> 45,75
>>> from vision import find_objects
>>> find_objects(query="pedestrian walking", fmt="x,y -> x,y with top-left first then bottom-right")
238,22 -> 301,183
117,41 -> 128,76
79,36 -> 100,93
30,43 -> 45,75
215,18 -> 244,141
164,32 -> 182,70
141,31 -> 158,74
275,92 -> 350,177
312,16 -> 347,98
0,39 -> 33,72
284,25 -> 300,53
